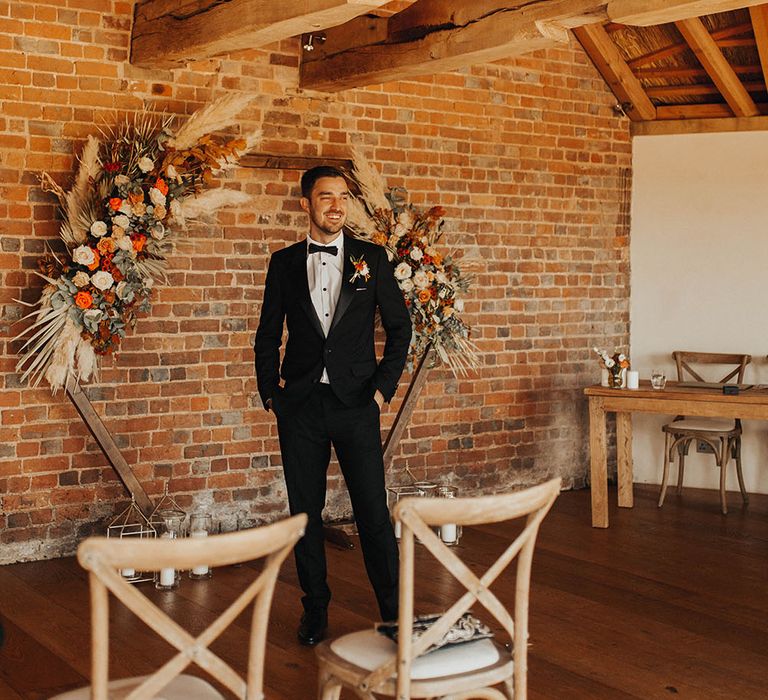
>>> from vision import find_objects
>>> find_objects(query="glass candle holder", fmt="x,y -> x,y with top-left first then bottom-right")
189,512 -> 213,579
386,485 -> 422,539
154,511 -> 184,591
437,485 -> 462,546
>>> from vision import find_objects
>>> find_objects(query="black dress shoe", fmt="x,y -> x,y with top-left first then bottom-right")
298,609 -> 328,646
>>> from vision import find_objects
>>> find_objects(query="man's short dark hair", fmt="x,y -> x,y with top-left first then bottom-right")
301,166 -> 347,198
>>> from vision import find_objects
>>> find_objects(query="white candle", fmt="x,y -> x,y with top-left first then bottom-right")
626,370 -> 639,390
190,529 -> 209,576
159,566 -> 176,587
600,368 -> 610,387
440,523 -> 457,543
158,531 -> 175,587
394,520 -> 401,539
121,567 -> 135,578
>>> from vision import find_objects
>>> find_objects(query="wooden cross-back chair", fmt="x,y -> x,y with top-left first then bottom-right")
659,351 -> 751,514
316,478 -> 561,700
51,513 -> 306,700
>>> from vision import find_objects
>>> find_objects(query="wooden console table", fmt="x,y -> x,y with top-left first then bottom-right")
584,381 -> 768,528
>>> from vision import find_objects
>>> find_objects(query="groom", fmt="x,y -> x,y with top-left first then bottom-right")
254,165 -> 411,646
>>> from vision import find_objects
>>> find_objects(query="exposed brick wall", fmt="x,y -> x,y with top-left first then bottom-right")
0,0 -> 631,563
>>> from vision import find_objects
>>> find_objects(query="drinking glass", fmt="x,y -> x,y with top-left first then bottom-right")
651,369 -> 667,390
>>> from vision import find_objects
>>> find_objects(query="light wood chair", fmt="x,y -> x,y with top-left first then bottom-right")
316,478 -> 561,700
659,351 -> 751,514
51,513 -> 306,700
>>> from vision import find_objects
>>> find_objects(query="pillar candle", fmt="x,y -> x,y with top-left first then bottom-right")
159,531 -> 175,587
190,529 -> 209,576
440,523 -> 457,544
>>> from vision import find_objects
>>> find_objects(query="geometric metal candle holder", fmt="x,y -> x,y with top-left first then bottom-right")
106,495 -> 156,583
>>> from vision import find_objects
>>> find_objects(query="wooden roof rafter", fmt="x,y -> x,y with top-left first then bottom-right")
574,2 -> 768,134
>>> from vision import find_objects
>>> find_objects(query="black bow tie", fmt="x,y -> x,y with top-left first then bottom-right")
308,243 -> 338,256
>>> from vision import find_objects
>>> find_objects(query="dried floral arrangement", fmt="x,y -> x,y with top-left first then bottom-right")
345,149 -> 479,376
15,94 -> 259,392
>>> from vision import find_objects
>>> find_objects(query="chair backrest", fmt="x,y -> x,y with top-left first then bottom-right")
672,351 -> 751,384
367,478 -> 560,700
77,513 -> 306,700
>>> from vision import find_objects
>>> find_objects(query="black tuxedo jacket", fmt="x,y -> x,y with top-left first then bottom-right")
254,234 -> 411,410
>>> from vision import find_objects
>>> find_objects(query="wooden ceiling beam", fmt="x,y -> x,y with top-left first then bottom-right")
300,0 -> 608,92
632,114 -> 768,136
645,81 -> 764,98
634,65 -> 761,78
608,0 -> 768,27
130,0 -> 390,69
749,5 -> 768,92
675,17 -> 759,117
573,23 -> 657,121
627,22 -> 756,68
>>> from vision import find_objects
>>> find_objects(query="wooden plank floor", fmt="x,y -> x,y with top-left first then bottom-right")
0,484 -> 766,699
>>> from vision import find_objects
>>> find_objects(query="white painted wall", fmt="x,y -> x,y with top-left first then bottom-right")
630,132 -> 768,496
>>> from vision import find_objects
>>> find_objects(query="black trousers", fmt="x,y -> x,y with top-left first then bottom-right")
275,383 -> 399,621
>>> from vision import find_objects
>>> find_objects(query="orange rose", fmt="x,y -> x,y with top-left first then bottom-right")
74,291 -> 93,309
109,197 -> 122,211
132,233 -> 147,252
154,178 -> 169,196
97,237 -> 115,255
87,249 -> 100,270
432,253 -> 442,265
418,289 -> 431,304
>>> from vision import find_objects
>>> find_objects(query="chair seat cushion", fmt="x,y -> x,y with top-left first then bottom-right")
330,628 -> 501,680
49,673 -> 223,700
664,418 -> 737,433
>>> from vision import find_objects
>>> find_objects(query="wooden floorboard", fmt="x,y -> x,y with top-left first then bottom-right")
0,484 -> 766,699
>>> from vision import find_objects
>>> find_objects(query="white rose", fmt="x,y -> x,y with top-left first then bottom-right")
138,156 -> 154,173
113,214 -> 130,229
72,245 -> 96,267
149,187 -> 166,207
119,201 -> 133,215
143,276 -> 154,289
114,174 -> 130,186
394,262 -> 412,280
132,201 -> 146,216
399,278 -> 414,293
397,209 -> 413,228
394,223 -> 407,237
166,164 -> 178,180
454,299 -> 464,312
72,271 -> 90,288
153,204 -> 167,220
413,270 -> 429,289
410,247 -> 423,262
111,225 -> 126,239
90,221 -> 108,238
116,236 -> 133,251
90,270 -> 114,291
151,222 -> 165,240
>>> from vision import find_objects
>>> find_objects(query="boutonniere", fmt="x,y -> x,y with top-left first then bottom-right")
349,254 -> 371,284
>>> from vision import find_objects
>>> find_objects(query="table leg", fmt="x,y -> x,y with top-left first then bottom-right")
588,397 -> 608,528
616,411 -> 634,508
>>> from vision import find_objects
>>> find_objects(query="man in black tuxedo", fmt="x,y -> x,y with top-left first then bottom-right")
254,166 -> 411,646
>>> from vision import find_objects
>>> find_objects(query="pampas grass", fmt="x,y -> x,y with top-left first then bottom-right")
169,93 -> 255,151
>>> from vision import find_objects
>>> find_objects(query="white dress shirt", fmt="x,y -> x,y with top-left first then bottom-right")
307,232 -> 344,383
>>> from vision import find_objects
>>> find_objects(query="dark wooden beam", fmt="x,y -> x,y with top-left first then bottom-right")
130,0 -> 390,69
65,380 -> 154,516
300,0 -> 607,92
